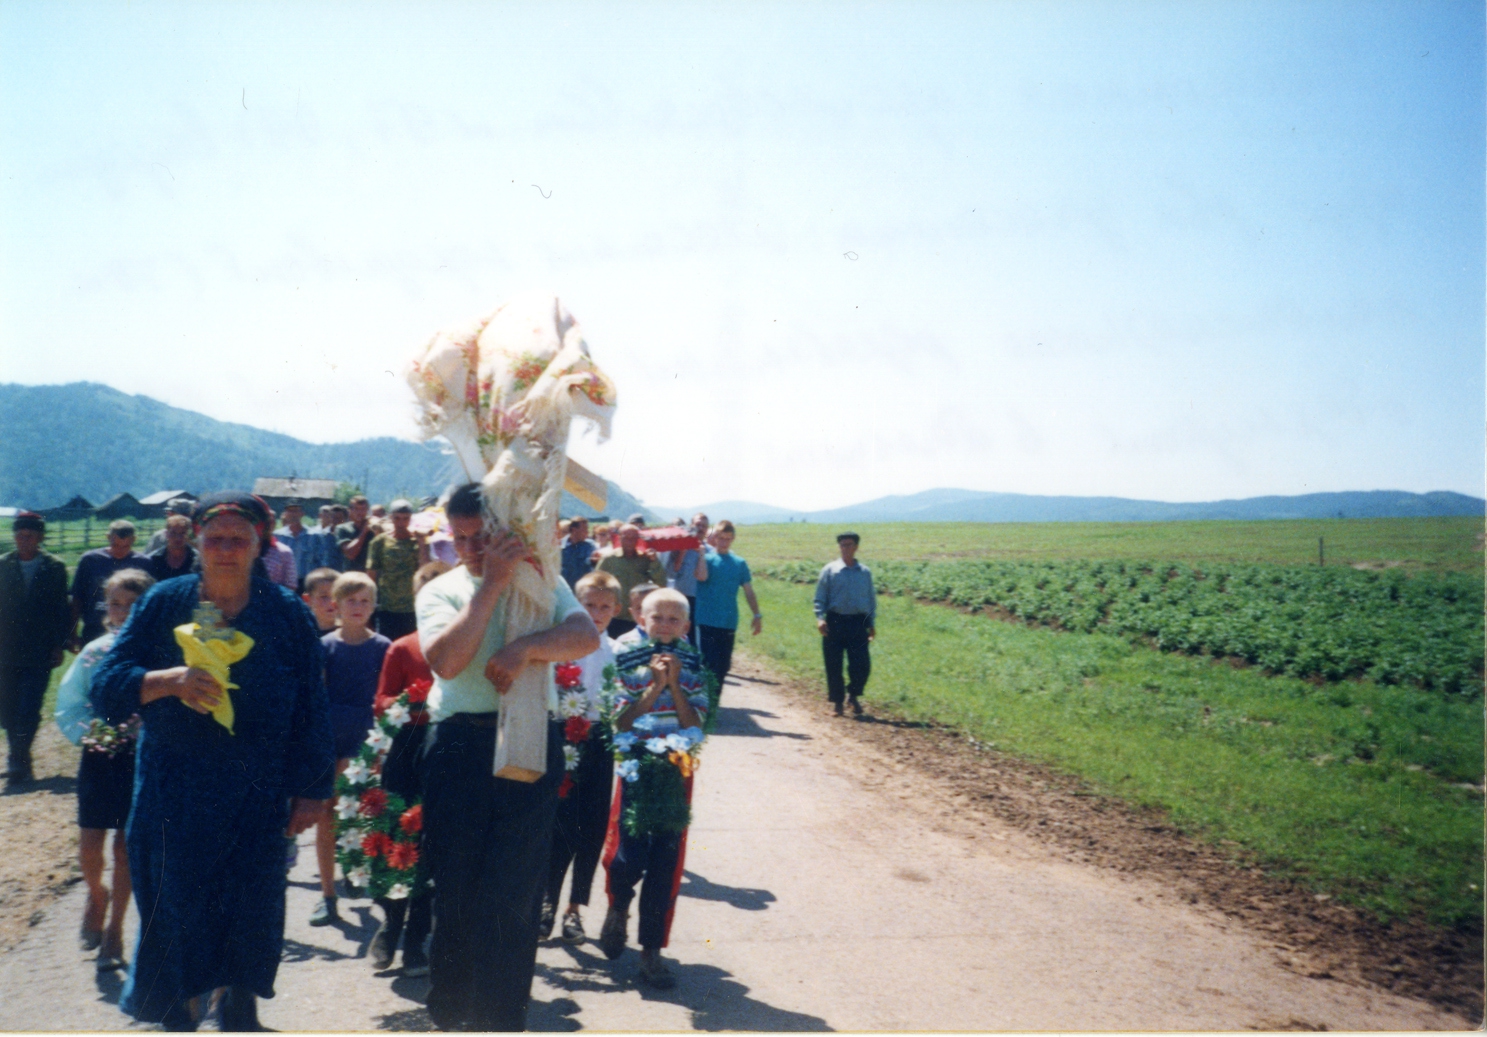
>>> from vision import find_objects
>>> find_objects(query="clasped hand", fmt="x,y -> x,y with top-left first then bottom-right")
146,665 -> 224,713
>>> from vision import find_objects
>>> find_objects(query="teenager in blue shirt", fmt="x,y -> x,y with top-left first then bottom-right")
691,521 -> 762,691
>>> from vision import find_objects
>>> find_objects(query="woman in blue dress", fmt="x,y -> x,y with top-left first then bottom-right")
92,491 -> 334,1031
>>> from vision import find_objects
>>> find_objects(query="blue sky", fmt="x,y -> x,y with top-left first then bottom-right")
2,1 -> 1482,511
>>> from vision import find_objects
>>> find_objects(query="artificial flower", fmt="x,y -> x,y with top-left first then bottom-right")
347,865 -> 371,888
404,679 -> 432,705
554,662 -> 583,686
562,744 -> 580,770
564,715 -> 592,743
664,732 -> 691,753
342,758 -> 372,785
632,713 -> 656,732
360,787 -> 388,818
365,729 -> 393,754
384,702 -> 411,729
668,750 -> 696,779
387,841 -> 420,870
560,691 -> 588,718
385,882 -> 411,900
558,773 -> 575,799
616,760 -> 640,783
645,737 -> 669,755
362,831 -> 392,858
398,804 -> 423,834
336,796 -> 362,820
337,828 -> 365,852
611,731 -> 637,752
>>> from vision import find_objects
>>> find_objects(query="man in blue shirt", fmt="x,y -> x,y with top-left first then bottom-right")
560,516 -> 598,589
813,532 -> 876,717
273,499 -> 321,590
692,521 -> 761,692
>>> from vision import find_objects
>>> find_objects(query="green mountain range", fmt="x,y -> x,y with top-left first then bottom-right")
0,382 -> 658,521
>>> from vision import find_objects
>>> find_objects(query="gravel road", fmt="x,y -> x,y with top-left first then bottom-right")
0,655 -> 1470,1031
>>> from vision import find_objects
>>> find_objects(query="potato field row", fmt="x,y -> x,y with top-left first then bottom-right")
759,559 -> 1484,695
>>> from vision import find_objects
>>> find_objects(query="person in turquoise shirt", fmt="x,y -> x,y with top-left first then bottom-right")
692,520 -> 762,692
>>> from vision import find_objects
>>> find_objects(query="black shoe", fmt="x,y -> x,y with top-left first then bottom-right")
220,986 -> 265,1032
307,896 -> 338,927
849,696 -> 864,717
401,945 -> 429,978
539,897 -> 556,939
560,911 -> 585,945
598,906 -> 628,960
369,921 -> 396,970
638,950 -> 676,989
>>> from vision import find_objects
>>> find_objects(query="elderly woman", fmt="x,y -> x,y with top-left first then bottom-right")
92,491 -> 334,1031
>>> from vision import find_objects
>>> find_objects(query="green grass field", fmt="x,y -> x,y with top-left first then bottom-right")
733,517 -> 1485,927
737,516 -> 1484,573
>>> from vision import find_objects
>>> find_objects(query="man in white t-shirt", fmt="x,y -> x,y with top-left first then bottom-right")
415,484 -> 598,1032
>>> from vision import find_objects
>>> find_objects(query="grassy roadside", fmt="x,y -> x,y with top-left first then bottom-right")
746,578 -> 1484,927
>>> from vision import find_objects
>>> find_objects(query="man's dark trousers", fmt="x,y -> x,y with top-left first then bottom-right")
698,625 -> 736,689
821,613 -> 871,705
420,718 -> 563,1032
0,667 -> 52,779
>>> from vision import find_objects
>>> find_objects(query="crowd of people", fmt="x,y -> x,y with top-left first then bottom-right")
0,491 -> 879,1032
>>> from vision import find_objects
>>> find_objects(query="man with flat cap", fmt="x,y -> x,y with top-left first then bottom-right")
0,513 -> 73,787
814,532 -> 876,718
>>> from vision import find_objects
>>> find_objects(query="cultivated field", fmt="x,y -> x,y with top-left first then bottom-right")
737,517 -> 1484,930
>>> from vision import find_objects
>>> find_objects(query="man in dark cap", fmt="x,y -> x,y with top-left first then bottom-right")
0,513 -> 72,787
813,532 -> 876,717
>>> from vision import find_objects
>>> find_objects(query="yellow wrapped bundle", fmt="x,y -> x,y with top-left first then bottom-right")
173,622 -> 254,735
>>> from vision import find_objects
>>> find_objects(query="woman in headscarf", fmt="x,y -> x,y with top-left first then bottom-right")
91,491 -> 334,1031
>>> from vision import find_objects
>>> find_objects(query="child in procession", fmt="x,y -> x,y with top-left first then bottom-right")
612,583 -> 659,648
542,571 -> 622,945
311,571 -> 391,926
364,561 -> 450,975
302,567 -> 340,633
600,589 -> 714,988
54,567 -> 155,973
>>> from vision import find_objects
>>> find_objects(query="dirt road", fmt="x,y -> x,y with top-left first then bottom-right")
0,655 -> 1470,1031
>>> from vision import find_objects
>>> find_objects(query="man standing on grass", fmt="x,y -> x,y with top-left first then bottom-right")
0,513 -> 71,788
814,532 -> 875,718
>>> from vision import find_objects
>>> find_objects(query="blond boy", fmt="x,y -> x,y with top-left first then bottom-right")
542,571 -> 623,944
309,571 -> 391,926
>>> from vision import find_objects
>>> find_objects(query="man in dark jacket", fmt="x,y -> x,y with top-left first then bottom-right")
0,513 -> 73,787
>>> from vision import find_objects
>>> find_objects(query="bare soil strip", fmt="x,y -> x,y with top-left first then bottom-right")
732,651 -> 1485,1024
0,725 -> 83,955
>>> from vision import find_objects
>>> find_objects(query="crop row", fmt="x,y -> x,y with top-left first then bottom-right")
758,559 -> 1484,695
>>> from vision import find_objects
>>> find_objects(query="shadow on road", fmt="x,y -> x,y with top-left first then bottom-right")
536,944 -> 832,1031
93,964 -> 124,1005
678,870 -> 775,912
711,706 -> 812,740
850,713 -> 931,730
2,774 -> 77,797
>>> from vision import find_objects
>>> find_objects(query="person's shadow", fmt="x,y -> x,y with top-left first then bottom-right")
677,871 -> 774,912
710,706 -> 812,740
533,944 -> 832,1032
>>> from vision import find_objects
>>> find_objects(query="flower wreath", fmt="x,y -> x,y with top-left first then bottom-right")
332,678 -> 432,901
81,716 -> 139,757
599,645 -> 720,837
554,661 -> 609,799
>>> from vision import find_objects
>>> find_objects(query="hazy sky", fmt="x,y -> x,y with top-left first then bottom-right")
2,1 -> 1482,511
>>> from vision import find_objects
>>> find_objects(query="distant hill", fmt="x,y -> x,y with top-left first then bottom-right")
679,487 -> 1485,525
0,382 -> 660,521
